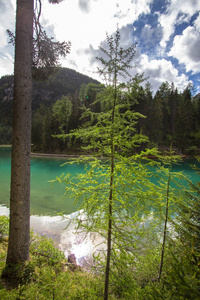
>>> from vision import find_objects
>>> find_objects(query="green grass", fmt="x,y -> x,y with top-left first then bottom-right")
0,234 -> 106,300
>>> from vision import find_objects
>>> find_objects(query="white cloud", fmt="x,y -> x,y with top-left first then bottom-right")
0,0 -> 198,95
0,53 -> 14,76
78,0 -> 91,13
194,11 -> 200,31
0,0 -> 15,46
41,0 -> 153,82
136,54 -> 189,92
158,0 -> 200,48
0,0 -> 15,76
41,0 -> 152,49
0,25 -> 7,48
169,24 -> 200,74
60,22 -> 191,93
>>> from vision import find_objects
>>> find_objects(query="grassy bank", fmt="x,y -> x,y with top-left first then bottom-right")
0,227 -> 105,299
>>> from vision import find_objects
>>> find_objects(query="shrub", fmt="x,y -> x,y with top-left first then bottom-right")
0,216 -> 9,239
30,234 -> 65,267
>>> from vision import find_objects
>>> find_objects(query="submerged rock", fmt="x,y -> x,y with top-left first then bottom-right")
68,253 -> 76,265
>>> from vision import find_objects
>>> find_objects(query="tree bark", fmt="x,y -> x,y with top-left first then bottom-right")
6,0 -> 33,264
104,80 -> 117,300
158,167 -> 171,281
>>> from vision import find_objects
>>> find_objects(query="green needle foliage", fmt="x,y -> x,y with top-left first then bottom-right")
165,158 -> 200,298
53,28 -> 190,299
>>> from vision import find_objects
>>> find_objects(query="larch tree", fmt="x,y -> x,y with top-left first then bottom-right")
53,28 -> 162,299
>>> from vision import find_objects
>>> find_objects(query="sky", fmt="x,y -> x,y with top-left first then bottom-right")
0,0 -> 200,95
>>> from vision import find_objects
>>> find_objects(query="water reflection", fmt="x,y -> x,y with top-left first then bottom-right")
0,205 -> 105,268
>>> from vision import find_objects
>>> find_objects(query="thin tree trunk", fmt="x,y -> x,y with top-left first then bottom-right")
158,168 -> 171,281
104,145 -> 114,300
6,0 -> 33,265
104,80 -> 117,300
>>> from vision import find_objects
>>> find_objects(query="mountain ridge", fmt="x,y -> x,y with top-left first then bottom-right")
0,67 -> 100,121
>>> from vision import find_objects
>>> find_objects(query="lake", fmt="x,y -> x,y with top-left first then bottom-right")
0,146 -> 199,264
0,146 -> 200,216
0,146 -> 86,216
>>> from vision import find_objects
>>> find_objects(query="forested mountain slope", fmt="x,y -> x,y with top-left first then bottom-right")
0,67 -> 99,122
0,68 -> 99,145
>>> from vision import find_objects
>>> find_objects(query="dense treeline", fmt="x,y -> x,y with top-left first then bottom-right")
32,79 -> 200,154
0,69 -> 200,155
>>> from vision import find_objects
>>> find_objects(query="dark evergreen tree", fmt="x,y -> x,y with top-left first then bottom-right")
126,75 -> 148,135
153,82 -> 171,144
175,85 -> 195,152
32,103 -> 47,149
149,90 -> 163,145
176,162 -> 200,249
3,0 -> 70,282
68,91 -> 83,131
79,82 -> 101,113
168,84 -> 179,141
159,162 -> 200,299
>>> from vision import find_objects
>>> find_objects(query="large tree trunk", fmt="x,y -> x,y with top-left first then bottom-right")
6,0 -> 33,265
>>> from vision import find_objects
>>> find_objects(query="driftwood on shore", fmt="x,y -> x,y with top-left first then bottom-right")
31,152 -> 82,158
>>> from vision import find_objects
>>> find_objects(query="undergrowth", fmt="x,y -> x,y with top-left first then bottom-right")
1,214 -> 200,299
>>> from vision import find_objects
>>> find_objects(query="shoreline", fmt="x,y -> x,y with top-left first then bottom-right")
1,145 -> 197,159
31,152 -> 85,158
0,145 -> 92,158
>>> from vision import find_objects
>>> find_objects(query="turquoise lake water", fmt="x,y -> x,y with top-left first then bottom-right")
0,147 -> 85,216
0,146 -> 199,217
